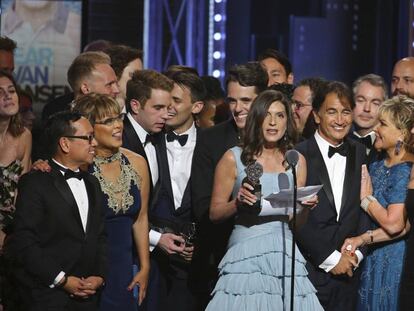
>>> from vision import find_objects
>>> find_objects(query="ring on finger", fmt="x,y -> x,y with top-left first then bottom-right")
239,195 -> 245,201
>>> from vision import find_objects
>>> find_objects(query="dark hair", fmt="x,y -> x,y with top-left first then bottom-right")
267,83 -> 295,101
0,36 -> 17,52
166,71 -> 206,103
126,70 -> 174,112
67,51 -> 111,95
258,49 -> 292,76
104,45 -> 143,79
225,62 -> 268,95
296,77 -> 327,103
313,81 -> 354,112
83,39 -> 112,52
201,76 -> 225,100
0,70 -> 24,137
164,65 -> 199,77
241,90 -> 298,165
44,111 -> 83,157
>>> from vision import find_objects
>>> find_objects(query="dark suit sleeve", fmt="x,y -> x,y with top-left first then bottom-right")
91,178 -> 107,279
191,131 -> 215,222
10,174 -> 63,286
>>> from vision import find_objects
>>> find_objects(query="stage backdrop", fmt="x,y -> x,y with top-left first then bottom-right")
0,0 -> 82,114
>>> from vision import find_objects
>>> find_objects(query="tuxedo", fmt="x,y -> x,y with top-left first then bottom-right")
6,163 -> 106,311
147,125 -> 199,311
189,119 -> 239,308
295,135 -> 370,311
348,130 -> 382,164
122,115 -> 162,202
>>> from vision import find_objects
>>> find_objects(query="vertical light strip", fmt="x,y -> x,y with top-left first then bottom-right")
143,0 -> 150,68
208,0 -> 226,82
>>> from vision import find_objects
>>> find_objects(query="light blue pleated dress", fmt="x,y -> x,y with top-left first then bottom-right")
206,147 -> 323,311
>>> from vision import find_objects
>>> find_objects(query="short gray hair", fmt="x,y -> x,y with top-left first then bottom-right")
352,74 -> 388,100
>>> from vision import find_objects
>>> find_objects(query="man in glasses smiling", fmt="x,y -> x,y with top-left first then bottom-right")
7,111 -> 106,310
292,77 -> 326,139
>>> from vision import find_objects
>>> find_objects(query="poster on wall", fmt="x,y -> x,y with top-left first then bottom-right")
0,0 -> 82,113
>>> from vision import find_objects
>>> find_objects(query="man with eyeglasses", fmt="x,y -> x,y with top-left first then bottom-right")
349,74 -> 388,162
292,77 -> 326,139
6,111 -> 106,311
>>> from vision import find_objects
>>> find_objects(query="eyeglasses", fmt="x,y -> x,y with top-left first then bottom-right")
292,101 -> 312,111
94,113 -> 125,126
63,134 -> 95,144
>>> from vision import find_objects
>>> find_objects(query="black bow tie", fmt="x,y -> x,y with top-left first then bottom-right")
144,134 -> 158,146
64,169 -> 84,180
166,132 -> 188,146
328,142 -> 349,158
354,135 -> 372,149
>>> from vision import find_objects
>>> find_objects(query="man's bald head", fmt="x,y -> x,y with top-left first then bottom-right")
392,57 -> 414,98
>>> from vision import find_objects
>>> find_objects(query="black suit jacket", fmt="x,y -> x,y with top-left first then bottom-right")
7,166 -> 106,308
122,116 -> 163,205
295,136 -> 370,269
191,119 -> 239,221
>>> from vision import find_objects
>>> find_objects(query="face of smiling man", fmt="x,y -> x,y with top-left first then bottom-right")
313,92 -> 353,146
226,81 -> 258,129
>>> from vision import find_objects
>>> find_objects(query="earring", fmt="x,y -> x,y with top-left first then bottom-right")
395,140 -> 403,155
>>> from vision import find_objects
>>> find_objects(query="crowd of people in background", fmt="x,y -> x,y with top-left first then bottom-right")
2,33 -> 414,311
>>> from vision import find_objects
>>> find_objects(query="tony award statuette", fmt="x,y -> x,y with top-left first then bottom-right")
240,161 -> 263,215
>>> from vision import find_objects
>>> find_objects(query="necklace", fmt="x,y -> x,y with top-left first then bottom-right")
92,152 -> 141,214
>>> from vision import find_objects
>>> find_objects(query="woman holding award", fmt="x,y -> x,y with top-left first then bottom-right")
206,90 -> 323,310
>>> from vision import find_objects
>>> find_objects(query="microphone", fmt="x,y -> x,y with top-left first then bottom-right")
278,172 -> 290,191
240,161 -> 263,215
285,149 -> 299,168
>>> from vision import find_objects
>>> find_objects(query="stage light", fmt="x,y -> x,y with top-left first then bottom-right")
214,33 -> 222,40
213,70 -> 221,78
213,51 -> 221,59
214,14 -> 222,22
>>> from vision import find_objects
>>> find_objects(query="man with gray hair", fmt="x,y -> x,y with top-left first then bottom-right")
349,74 -> 388,160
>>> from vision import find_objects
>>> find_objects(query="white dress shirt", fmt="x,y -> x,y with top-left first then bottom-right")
149,123 -> 197,251
314,131 -> 363,271
166,123 -> 197,210
50,159 -> 89,287
127,112 -> 159,186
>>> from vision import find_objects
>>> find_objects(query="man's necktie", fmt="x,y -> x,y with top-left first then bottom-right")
328,142 -> 349,158
166,132 -> 189,146
64,169 -> 84,180
355,135 -> 372,149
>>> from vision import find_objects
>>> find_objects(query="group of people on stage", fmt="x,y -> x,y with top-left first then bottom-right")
2,33 -> 414,311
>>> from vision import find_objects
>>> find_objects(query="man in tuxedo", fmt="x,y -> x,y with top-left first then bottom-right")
391,57 -> 414,98
148,70 -> 205,311
190,62 -> 268,306
122,70 -> 172,191
41,51 -> 120,122
7,111 -> 106,311
349,74 -> 388,162
295,81 -> 370,311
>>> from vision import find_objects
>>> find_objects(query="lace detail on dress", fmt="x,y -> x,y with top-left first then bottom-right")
0,160 -> 23,230
93,152 -> 141,214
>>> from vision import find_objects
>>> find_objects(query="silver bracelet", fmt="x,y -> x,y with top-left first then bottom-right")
360,195 -> 377,212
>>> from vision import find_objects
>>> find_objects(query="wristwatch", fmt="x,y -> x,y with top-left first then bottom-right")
360,195 -> 377,212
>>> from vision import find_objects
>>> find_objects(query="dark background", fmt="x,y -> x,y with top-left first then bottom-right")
84,0 -> 409,86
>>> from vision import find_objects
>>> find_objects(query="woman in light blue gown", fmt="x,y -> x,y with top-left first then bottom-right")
206,90 -> 323,311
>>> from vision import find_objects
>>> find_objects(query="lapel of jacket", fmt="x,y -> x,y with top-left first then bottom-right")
309,136 -> 336,212
123,117 -> 147,161
338,139 -> 356,220
50,166 -> 85,234
83,174 -> 96,235
157,133 -> 174,206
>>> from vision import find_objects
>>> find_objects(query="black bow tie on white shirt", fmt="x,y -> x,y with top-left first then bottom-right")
328,142 -> 349,158
166,132 -> 189,146
64,169 -> 85,180
354,135 -> 372,149
144,134 -> 158,146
